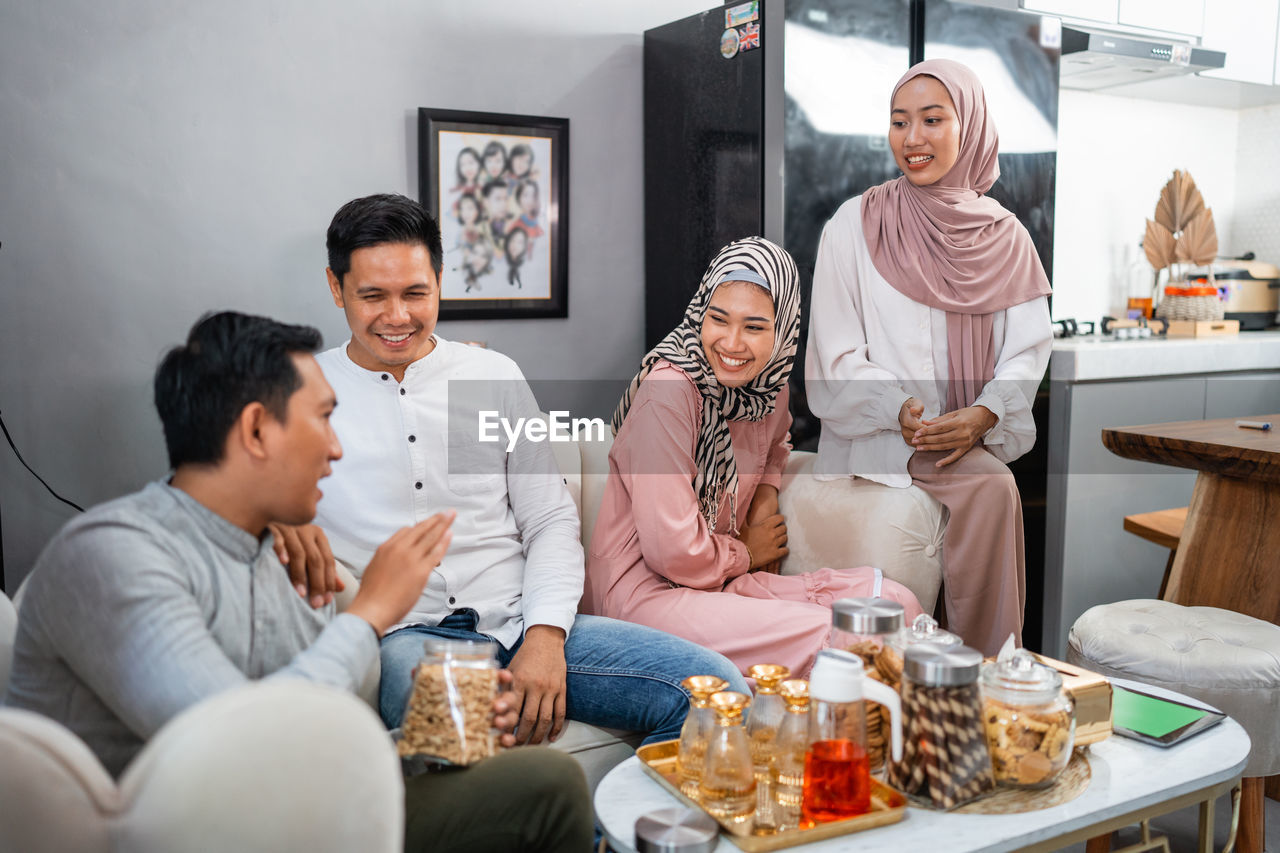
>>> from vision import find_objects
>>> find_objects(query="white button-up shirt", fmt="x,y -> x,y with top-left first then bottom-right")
314,338 -> 583,648
805,195 -> 1052,488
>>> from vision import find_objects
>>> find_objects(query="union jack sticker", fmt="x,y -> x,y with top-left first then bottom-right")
738,21 -> 760,52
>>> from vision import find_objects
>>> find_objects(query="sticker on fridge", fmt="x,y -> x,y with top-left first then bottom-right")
725,0 -> 758,28
719,27 -> 740,59
738,22 -> 760,52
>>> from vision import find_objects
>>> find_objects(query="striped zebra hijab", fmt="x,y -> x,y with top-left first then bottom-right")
611,237 -> 800,532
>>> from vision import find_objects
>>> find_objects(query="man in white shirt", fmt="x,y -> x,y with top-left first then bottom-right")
306,193 -> 747,741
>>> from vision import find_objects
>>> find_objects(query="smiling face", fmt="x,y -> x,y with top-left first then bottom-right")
484,185 -> 509,219
326,242 -> 439,381
457,195 -> 480,226
483,150 -> 506,178
700,280 -> 776,387
889,75 -> 961,187
261,354 -> 342,526
505,229 -> 528,263
517,182 -> 538,215
458,149 -> 480,184
510,151 -> 531,177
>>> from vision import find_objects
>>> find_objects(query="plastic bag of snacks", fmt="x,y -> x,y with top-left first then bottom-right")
398,637 -> 499,765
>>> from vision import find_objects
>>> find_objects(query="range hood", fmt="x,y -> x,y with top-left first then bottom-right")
1060,26 -> 1226,90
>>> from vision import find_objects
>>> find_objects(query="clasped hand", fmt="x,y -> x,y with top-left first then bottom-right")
739,485 -> 788,573
899,397 -> 997,467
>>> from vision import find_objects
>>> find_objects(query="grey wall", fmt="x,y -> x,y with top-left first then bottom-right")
0,0 -> 710,590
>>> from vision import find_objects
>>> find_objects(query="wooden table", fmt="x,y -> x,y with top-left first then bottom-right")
1101,414 -> 1280,624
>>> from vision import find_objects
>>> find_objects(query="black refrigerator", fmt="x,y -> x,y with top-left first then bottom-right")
643,0 -> 1060,647
644,0 -> 1059,442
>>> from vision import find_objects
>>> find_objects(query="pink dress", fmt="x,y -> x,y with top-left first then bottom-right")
584,361 -> 923,678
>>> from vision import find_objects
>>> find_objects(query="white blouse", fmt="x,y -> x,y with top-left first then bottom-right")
805,195 -> 1052,489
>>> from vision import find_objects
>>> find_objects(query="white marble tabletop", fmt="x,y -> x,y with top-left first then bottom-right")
595,706 -> 1249,853
1049,329 -> 1280,382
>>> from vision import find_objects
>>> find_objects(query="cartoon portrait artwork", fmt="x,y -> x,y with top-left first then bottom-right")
437,130 -> 553,301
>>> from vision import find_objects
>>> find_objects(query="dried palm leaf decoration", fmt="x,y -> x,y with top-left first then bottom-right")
1144,169 -> 1217,287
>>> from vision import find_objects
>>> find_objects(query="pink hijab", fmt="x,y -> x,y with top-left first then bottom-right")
861,59 -> 1051,412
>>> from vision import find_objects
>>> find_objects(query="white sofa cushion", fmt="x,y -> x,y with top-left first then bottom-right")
777,452 -> 945,615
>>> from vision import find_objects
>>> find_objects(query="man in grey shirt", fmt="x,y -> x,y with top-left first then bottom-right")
3,311 -> 592,853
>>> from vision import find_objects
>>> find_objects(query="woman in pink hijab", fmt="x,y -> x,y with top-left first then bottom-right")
804,59 -> 1052,656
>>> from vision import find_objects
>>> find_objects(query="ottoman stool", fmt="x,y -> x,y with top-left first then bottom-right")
1068,599 -> 1280,853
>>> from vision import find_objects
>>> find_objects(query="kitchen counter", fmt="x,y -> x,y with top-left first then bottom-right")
1050,329 -> 1280,382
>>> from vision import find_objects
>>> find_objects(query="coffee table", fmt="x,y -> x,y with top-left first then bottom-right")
595,686 -> 1248,853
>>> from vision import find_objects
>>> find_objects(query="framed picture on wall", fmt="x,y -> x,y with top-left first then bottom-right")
418,108 -> 569,320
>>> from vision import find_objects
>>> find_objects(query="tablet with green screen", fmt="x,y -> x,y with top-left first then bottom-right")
1111,685 -> 1225,747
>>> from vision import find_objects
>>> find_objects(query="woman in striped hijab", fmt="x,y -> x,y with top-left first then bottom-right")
582,237 -> 922,678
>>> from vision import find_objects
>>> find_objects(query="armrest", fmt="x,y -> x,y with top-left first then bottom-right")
118,681 -> 402,852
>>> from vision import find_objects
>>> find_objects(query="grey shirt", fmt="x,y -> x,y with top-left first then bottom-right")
2,481 -> 378,778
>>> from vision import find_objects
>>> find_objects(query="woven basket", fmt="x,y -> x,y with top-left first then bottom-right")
1156,285 -> 1223,321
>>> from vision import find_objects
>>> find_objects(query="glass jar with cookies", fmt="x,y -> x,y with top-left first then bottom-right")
981,648 -> 1076,789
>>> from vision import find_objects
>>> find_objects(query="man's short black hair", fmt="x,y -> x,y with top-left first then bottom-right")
154,311 -> 323,469
326,193 -> 444,284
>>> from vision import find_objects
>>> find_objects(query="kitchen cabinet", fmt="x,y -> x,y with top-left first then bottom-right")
1039,332 -> 1280,657
1022,0 -> 1205,38
1117,0 -> 1203,38
1020,0 -> 1117,25
1200,0 -> 1280,86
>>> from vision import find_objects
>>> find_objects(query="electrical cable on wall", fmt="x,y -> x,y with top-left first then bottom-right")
0,406 -> 87,592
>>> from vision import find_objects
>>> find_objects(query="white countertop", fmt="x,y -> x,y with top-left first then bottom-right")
1050,330 -> 1280,382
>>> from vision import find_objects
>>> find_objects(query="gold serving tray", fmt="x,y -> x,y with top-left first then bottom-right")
636,740 -> 907,852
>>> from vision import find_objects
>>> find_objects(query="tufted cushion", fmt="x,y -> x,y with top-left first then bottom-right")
1067,599 -> 1280,776
777,452 -> 945,615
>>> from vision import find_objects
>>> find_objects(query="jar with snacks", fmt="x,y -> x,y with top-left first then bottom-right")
700,691 -> 757,834
802,650 -> 903,824
831,597 -> 904,658
398,637 -> 499,765
771,679 -> 810,832
887,642 -> 994,809
876,613 -> 961,686
676,675 -> 729,800
981,648 -> 1075,789
745,664 -> 789,831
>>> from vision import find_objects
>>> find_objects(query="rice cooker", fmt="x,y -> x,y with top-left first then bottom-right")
1186,259 -> 1279,330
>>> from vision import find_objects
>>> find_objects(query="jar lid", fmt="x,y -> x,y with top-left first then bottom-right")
903,642 -> 982,686
981,647 -> 1063,704
635,807 -> 718,853
681,675 -> 729,703
831,597 -> 904,635
888,613 -> 961,653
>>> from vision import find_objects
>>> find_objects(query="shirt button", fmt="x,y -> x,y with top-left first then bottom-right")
448,596 -> 457,606
415,481 -> 423,489
408,435 -> 416,443
400,388 -> 406,396
381,374 -> 389,381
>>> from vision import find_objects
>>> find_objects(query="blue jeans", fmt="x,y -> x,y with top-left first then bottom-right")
379,611 -> 748,744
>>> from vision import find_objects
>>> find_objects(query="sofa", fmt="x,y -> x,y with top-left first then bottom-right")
542,423 -> 946,790
0,425 -> 945,848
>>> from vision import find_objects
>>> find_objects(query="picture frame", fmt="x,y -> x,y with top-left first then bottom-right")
418,108 -> 569,320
